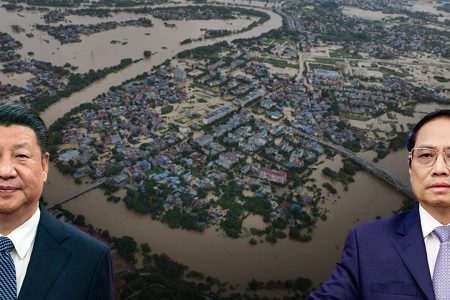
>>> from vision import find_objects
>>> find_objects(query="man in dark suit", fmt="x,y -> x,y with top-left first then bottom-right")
310,110 -> 450,300
0,102 -> 113,299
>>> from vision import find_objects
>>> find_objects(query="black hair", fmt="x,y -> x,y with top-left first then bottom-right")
0,102 -> 48,154
406,109 -> 450,152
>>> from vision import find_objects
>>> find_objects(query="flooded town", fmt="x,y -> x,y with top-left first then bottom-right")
1,0 -> 450,298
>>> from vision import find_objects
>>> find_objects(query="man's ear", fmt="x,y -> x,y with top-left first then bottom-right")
42,152 -> 49,183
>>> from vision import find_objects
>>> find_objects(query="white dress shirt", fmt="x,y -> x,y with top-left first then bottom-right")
1,207 -> 40,296
419,204 -> 447,278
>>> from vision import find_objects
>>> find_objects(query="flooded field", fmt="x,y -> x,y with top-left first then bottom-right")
342,6 -> 405,20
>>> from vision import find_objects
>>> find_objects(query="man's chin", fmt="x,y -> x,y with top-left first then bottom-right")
0,207 -> 20,215
0,200 -> 22,214
426,199 -> 450,209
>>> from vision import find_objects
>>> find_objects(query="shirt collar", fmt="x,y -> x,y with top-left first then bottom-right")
419,203 -> 444,238
2,207 -> 40,259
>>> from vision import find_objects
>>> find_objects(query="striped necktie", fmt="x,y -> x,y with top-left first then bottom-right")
433,225 -> 450,300
0,237 -> 16,299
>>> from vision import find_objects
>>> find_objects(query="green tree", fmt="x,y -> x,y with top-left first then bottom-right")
115,236 -> 138,263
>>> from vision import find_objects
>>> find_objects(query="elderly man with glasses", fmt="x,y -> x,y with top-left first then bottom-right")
310,110 -> 450,300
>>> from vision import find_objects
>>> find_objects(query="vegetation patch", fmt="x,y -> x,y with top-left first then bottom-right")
257,56 -> 298,69
348,113 -> 371,121
314,57 -> 340,65
379,66 -> 409,78
329,47 -> 363,59
161,105 -> 174,115
434,75 -> 450,82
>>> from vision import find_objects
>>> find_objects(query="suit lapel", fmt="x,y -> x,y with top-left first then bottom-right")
18,208 -> 71,300
393,206 -> 435,300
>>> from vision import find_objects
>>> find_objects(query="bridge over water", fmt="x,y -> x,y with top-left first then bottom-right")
47,179 -> 105,210
290,128 -> 415,201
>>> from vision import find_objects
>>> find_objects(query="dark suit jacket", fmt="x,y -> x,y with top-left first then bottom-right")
310,205 -> 435,300
17,207 -> 114,300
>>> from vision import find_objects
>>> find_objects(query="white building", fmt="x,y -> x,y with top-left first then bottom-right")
174,68 -> 187,82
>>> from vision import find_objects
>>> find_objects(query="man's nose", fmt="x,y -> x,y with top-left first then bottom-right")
0,157 -> 17,179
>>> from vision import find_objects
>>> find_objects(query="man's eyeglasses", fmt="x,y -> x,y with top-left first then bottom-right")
409,148 -> 450,167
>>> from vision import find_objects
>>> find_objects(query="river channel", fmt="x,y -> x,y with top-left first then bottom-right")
1,2 -> 446,291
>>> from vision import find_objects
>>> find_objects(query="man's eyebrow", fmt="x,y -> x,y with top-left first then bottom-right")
12,142 -> 32,150
415,144 -> 436,148
415,144 -> 450,150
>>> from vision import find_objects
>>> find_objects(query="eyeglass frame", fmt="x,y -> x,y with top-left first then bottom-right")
408,147 -> 450,167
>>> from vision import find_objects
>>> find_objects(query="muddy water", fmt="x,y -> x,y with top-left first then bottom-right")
0,7 -> 281,73
0,71 -> 34,88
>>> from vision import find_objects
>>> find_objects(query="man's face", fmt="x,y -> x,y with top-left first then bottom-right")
410,117 -> 450,212
0,125 -> 48,219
